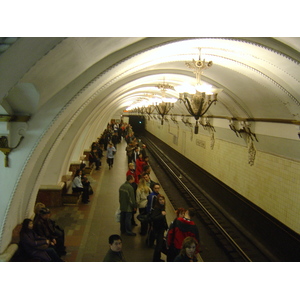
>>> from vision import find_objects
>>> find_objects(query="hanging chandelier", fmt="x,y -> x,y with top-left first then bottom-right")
176,48 -> 222,134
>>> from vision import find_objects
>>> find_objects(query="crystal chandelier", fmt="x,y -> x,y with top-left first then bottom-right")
176,48 -> 222,134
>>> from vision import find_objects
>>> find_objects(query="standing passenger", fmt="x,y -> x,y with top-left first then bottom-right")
136,178 -> 152,235
151,195 -> 168,262
126,163 -> 138,184
119,175 -> 137,236
103,234 -> 126,262
174,236 -> 198,262
146,183 -> 160,213
135,153 -> 145,179
166,208 -> 200,262
106,142 -> 116,169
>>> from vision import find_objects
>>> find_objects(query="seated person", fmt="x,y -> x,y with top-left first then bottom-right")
33,207 -> 66,256
72,169 -> 84,193
19,218 -> 63,262
89,149 -> 101,170
81,174 -> 91,204
103,234 -> 126,262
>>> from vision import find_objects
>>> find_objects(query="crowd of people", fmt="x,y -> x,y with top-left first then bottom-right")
107,122 -> 202,262
18,121 -> 202,262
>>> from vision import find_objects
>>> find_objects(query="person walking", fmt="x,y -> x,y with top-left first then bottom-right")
106,142 -> 116,169
119,175 -> 137,236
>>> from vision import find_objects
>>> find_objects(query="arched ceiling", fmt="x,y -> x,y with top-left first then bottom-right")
0,37 -> 299,160
1,37 -> 299,122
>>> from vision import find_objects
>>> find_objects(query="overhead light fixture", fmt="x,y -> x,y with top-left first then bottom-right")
175,48 -> 222,134
155,80 -> 177,125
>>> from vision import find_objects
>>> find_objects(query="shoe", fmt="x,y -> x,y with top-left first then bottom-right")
126,232 -> 136,236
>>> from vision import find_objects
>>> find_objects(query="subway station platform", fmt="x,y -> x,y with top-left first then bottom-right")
50,138 -> 177,262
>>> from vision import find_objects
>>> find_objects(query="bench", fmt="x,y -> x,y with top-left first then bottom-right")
1,222 -> 35,262
36,183 -> 64,207
61,174 -> 82,205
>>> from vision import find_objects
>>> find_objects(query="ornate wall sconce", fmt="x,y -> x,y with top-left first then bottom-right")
155,101 -> 174,125
170,114 -> 178,125
0,135 -> 24,167
144,105 -> 155,120
181,115 -> 193,128
200,117 -> 216,132
229,120 -> 258,142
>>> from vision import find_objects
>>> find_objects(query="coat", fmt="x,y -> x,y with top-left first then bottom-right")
19,230 -> 51,261
119,181 -> 136,212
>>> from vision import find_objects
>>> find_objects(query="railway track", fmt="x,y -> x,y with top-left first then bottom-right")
141,134 -> 277,262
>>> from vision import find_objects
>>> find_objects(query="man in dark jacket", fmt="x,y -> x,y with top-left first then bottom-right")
119,175 -> 137,236
33,207 -> 66,256
146,183 -> 160,213
103,234 -> 126,262
166,208 -> 200,262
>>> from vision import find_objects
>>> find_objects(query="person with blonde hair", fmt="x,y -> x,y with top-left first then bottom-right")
136,178 -> 152,235
126,162 -> 138,183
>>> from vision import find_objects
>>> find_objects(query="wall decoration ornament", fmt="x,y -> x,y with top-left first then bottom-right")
210,132 -> 215,150
248,139 -> 256,166
0,135 -> 24,167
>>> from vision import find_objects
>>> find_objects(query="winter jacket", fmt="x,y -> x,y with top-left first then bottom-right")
166,217 -> 200,251
136,187 -> 151,208
119,181 -> 136,212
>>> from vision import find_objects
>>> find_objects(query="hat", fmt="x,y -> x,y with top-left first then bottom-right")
39,207 -> 50,215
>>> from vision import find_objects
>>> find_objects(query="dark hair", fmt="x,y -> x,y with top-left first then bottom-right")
74,169 -> 82,177
176,208 -> 186,217
187,208 -> 196,218
126,174 -> 134,181
154,194 -> 165,209
142,165 -> 150,172
20,218 -> 33,236
108,234 -> 122,245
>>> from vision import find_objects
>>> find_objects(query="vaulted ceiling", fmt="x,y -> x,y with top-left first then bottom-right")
0,37 -> 299,159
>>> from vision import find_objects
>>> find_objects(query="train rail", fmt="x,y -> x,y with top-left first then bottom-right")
140,133 -> 290,262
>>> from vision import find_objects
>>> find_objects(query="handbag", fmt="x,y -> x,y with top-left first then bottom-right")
137,213 -> 151,223
115,208 -> 121,222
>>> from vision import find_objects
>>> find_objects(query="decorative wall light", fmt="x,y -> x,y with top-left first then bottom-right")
154,97 -> 176,125
144,104 -> 156,120
176,48 -> 222,134
154,80 -> 177,125
181,115 -> 193,128
170,114 -> 178,125
229,120 -> 258,142
0,135 -> 24,167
